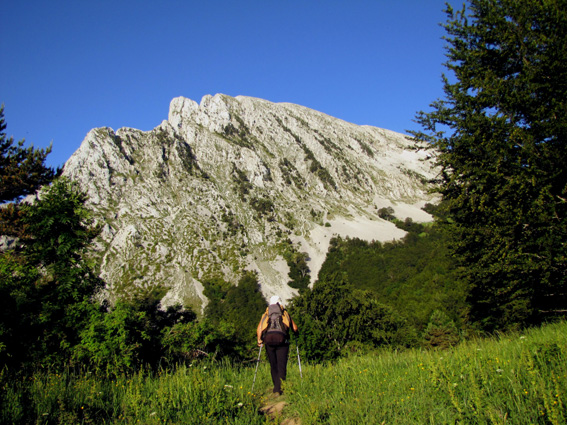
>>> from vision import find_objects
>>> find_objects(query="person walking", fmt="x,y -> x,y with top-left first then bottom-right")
256,295 -> 299,396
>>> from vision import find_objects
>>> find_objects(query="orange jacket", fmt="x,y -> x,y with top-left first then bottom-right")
256,304 -> 298,345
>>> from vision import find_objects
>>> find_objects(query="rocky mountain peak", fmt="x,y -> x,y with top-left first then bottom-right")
63,94 -> 438,312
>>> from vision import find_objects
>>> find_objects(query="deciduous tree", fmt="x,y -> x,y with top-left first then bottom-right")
0,179 -> 103,368
289,273 -> 414,361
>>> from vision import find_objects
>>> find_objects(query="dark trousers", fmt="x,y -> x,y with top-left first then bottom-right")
265,343 -> 289,394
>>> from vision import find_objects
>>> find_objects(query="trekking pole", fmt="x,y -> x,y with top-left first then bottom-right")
251,344 -> 262,391
296,345 -> 303,379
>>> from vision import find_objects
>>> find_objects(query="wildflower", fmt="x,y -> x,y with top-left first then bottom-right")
237,402 -> 243,407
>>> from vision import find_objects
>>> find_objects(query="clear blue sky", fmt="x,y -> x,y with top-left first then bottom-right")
1,0 -> 450,168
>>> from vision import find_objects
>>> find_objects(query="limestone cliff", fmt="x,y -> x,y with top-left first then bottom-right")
63,94 -> 437,311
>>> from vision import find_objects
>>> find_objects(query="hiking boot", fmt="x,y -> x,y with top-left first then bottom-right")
268,391 -> 282,400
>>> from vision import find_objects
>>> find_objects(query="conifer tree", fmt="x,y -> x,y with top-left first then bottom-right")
0,105 -> 60,238
423,310 -> 460,349
0,105 -> 59,203
412,0 -> 567,330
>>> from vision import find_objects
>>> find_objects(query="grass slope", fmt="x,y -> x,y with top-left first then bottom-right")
1,321 -> 565,424
284,320 -> 566,424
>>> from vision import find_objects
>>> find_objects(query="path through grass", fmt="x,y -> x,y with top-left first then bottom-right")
1,321 -> 565,424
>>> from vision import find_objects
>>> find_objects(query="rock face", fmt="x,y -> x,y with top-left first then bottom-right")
63,94 -> 438,311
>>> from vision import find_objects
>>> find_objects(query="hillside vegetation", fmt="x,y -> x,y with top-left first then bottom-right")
1,320 -> 565,424
1,0 -> 566,423
284,320 -> 566,424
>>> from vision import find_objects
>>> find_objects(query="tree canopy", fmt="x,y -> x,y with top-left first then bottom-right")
0,105 -> 60,240
412,0 -> 567,330
289,272 -> 415,362
0,179 -> 104,368
0,105 -> 59,204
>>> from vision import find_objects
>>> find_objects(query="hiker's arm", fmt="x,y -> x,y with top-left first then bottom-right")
256,314 -> 266,345
290,317 -> 299,334
283,310 -> 299,335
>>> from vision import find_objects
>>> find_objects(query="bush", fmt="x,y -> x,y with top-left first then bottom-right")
289,273 -> 416,362
423,310 -> 460,349
378,206 -> 395,221
75,290 -> 197,373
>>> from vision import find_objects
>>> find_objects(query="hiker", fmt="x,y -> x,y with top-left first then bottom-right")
256,295 -> 299,395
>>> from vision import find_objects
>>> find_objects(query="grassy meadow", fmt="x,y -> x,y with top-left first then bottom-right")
283,320 -> 566,424
2,320 -> 565,424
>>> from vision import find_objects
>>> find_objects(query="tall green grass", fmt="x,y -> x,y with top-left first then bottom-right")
283,320 -> 566,424
0,362 -> 272,424
2,321 -> 565,424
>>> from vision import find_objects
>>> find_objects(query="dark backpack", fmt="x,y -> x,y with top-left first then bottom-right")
263,304 -> 289,345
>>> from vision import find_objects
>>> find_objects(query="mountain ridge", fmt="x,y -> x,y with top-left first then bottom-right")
62,94 -> 438,312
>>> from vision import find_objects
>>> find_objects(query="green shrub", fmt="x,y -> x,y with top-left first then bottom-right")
378,206 -> 395,221
423,310 -> 460,349
289,273 -> 416,362
75,289 -> 197,374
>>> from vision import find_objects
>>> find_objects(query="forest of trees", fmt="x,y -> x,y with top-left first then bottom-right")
1,0 -> 565,373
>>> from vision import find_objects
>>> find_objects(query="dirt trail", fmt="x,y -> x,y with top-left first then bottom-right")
259,394 -> 301,425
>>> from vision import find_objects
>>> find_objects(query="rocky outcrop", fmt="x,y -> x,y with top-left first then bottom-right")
63,94 -> 438,312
